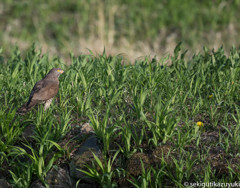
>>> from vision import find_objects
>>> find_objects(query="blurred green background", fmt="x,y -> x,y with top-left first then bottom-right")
1,0 -> 240,61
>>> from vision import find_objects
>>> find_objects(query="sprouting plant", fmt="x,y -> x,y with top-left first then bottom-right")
78,150 -> 120,187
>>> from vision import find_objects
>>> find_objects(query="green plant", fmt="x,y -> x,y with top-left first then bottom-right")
1,44 -> 240,186
78,151 -> 119,187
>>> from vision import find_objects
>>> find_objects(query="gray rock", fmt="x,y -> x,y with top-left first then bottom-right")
30,181 -> 45,188
77,183 -> 97,188
22,124 -> 35,140
30,167 -> 72,188
45,166 -> 72,188
69,135 -> 101,182
0,179 -> 12,188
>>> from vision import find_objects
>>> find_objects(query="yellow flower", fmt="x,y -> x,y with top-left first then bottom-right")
209,94 -> 213,98
232,81 -> 234,85
197,121 -> 204,127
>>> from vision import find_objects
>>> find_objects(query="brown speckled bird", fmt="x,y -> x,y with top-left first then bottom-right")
17,68 -> 64,115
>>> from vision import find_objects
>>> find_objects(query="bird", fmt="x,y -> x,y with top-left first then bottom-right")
17,68 -> 64,115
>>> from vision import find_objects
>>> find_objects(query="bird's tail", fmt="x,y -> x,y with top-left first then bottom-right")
10,100 -> 36,126
16,100 -> 37,115
16,102 -> 29,115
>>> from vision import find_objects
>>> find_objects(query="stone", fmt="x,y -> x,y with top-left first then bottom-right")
30,181 -> 45,188
80,123 -> 94,134
30,167 -> 72,188
45,166 -> 72,188
0,179 -> 12,188
22,124 -> 35,141
69,135 -> 101,183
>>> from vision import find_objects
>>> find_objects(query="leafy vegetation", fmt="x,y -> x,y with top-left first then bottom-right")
0,44 -> 240,187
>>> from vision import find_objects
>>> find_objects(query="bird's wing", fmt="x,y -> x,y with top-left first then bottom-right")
26,80 -> 45,106
27,80 -> 59,105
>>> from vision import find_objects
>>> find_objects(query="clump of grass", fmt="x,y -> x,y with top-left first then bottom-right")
0,44 -> 240,187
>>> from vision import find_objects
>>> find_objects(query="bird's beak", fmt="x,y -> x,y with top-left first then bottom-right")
57,69 -> 64,74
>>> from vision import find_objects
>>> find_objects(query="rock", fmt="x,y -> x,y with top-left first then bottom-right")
0,179 -> 12,188
22,124 -> 35,141
69,135 -> 101,183
30,167 -> 72,188
30,181 -> 45,188
80,123 -> 94,134
45,166 -> 72,188
78,135 -> 99,150
77,183 -> 98,188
